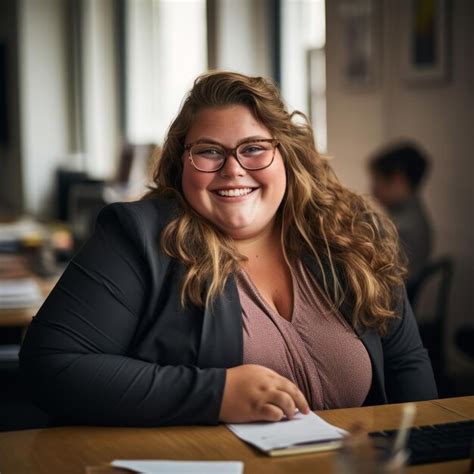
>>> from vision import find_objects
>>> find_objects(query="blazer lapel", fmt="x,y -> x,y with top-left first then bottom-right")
197,275 -> 243,369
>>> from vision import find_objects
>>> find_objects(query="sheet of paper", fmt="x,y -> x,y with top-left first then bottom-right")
111,460 -> 244,474
228,411 -> 346,452
0,278 -> 42,308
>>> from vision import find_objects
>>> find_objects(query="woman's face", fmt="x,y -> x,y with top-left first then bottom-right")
182,105 -> 286,240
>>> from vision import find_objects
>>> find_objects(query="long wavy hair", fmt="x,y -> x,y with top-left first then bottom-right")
144,71 -> 406,334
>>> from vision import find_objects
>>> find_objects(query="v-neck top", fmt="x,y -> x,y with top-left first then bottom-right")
235,260 -> 372,410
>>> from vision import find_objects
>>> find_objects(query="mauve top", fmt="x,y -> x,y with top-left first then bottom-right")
236,260 -> 372,410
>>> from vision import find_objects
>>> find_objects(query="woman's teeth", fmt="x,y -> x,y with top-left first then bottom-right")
216,188 -> 253,197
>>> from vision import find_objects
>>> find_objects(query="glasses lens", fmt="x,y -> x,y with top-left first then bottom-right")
237,141 -> 274,170
190,144 -> 225,171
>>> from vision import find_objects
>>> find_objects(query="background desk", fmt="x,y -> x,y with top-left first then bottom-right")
0,275 -> 57,328
0,397 -> 472,474
0,272 -> 57,430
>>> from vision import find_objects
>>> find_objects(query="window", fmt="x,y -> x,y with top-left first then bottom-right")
281,0 -> 326,152
125,0 -> 207,144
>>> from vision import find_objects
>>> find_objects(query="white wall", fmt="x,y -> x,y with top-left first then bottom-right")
18,0 -> 72,215
326,0 -> 474,373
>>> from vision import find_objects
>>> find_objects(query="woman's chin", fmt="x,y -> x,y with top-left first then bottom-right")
218,224 -> 256,241
216,219 -> 277,242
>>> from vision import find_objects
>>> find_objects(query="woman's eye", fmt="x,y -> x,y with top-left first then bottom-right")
241,145 -> 264,154
198,148 -> 223,156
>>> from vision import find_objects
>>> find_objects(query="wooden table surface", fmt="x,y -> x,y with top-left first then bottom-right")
0,397 -> 472,474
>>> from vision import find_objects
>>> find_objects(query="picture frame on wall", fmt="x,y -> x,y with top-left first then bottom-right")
338,0 -> 380,90
401,0 -> 450,84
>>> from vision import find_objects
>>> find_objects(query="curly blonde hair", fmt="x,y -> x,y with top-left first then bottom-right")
144,71 -> 406,334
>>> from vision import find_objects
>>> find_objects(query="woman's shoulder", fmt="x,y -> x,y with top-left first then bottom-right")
98,196 -> 179,228
94,196 -> 180,250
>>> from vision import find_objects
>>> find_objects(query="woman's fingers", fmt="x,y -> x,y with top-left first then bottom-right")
288,384 -> 310,415
219,364 -> 310,423
275,376 -> 310,415
260,403 -> 285,422
265,390 -> 296,420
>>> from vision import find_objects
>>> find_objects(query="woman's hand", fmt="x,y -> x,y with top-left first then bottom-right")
218,364 -> 310,423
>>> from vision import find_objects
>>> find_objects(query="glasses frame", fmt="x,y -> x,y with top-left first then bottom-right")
184,138 -> 279,173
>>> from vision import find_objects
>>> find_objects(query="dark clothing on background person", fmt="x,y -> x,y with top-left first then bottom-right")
19,198 -> 438,427
388,195 -> 433,281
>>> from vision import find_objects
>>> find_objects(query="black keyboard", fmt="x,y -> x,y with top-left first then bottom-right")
369,419 -> 474,465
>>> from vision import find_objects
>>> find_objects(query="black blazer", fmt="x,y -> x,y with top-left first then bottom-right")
19,198 -> 437,426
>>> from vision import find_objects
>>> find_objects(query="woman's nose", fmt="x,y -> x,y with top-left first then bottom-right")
219,154 -> 246,178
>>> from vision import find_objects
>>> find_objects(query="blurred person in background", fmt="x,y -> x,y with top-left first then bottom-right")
368,142 -> 433,285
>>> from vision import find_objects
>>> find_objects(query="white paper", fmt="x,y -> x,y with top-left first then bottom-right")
228,411 -> 346,452
111,460 -> 244,474
0,278 -> 41,308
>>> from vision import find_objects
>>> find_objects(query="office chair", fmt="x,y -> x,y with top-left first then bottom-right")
455,325 -> 474,360
66,143 -> 157,250
69,183 -> 108,250
407,257 -> 454,393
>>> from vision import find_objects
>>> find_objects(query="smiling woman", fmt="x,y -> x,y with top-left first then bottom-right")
19,71 -> 437,427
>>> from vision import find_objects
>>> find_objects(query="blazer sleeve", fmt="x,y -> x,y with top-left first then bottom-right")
382,288 -> 438,402
19,203 -> 226,426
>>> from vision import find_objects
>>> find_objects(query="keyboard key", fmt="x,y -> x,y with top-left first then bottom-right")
369,419 -> 474,465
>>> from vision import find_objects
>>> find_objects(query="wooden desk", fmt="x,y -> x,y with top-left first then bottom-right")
433,396 -> 474,418
0,397 -> 472,474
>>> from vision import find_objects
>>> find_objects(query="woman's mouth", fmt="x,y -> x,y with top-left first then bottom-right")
214,187 -> 256,197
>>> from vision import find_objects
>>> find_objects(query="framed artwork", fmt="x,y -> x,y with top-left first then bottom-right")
338,0 -> 380,90
401,0 -> 450,84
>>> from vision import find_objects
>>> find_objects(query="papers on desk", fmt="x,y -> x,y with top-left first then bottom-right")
0,278 -> 42,309
228,411 -> 347,456
0,217 -> 47,252
111,460 -> 244,474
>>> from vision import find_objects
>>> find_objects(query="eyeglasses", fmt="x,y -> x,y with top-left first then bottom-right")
184,138 -> 279,173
